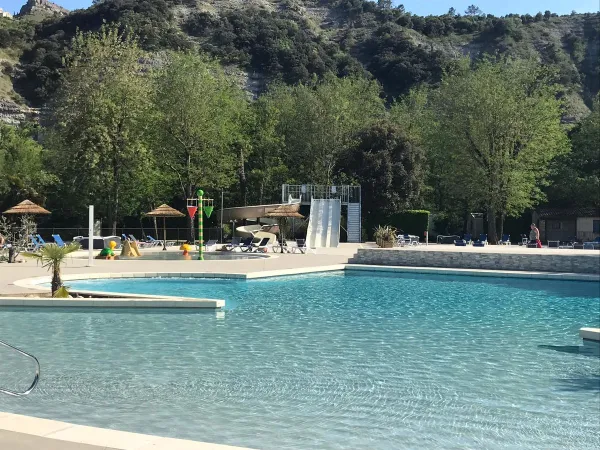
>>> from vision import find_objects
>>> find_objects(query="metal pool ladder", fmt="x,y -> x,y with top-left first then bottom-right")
0,339 -> 40,397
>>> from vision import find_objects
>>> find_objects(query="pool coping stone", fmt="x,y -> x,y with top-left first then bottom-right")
0,412 -> 253,450
7,264 -> 598,310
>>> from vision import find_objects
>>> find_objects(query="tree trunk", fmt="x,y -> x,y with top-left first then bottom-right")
498,213 -> 505,241
51,267 -> 61,296
238,145 -> 247,206
487,207 -> 497,244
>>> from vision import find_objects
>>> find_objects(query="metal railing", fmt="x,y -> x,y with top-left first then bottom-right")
35,227 -> 224,244
282,184 -> 361,205
0,340 -> 40,397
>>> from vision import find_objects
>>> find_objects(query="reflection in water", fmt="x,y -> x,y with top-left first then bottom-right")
539,343 -> 600,357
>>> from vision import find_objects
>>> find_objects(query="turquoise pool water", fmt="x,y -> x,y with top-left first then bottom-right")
1,272 -> 599,449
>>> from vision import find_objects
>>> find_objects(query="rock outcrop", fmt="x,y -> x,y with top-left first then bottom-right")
18,0 -> 68,17
0,100 -> 39,125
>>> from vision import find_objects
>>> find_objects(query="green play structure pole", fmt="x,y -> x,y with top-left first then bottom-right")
197,189 -> 204,261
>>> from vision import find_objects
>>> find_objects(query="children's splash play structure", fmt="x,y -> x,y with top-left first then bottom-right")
186,189 -> 214,260
86,183 -> 361,262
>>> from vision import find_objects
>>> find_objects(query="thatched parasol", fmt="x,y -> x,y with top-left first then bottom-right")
264,204 -> 304,253
146,204 -> 185,251
3,200 -> 51,215
264,203 -> 304,219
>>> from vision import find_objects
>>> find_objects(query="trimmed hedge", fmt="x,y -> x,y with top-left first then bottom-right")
388,210 -> 430,237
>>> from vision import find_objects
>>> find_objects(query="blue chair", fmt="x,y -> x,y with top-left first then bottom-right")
454,239 -> 467,246
464,233 -> 473,244
121,233 -> 129,242
29,235 -> 42,250
52,234 -> 66,247
500,234 -> 511,245
36,234 -> 47,245
473,234 -> 488,247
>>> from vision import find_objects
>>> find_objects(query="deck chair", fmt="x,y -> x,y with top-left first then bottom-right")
246,237 -> 270,253
28,235 -> 42,250
225,237 -> 241,251
454,239 -> 467,246
500,234 -> 511,245
235,237 -> 253,252
292,239 -> 307,254
473,234 -> 488,247
204,239 -> 218,252
146,236 -> 164,247
36,234 -> 47,245
464,233 -> 473,244
52,234 -> 67,247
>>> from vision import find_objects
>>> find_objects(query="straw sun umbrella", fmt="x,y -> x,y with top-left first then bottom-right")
264,204 -> 304,253
2,200 -> 51,261
145,204 -> 185,251
3,199 -> 51,216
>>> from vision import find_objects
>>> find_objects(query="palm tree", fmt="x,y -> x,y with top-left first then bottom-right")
24,243 -> 80,296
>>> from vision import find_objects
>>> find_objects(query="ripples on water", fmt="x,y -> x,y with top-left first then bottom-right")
1,272 -> 599,449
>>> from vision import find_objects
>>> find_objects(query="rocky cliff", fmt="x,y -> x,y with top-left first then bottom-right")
18,0 -> 68,17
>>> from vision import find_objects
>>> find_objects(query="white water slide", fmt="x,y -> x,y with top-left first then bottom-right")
305,198 -> 341,248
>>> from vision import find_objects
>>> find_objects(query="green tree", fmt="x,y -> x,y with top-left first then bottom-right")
246,97 -> 289,205
46,26 -> 153,232
424,58 -> 570,242
0,123 -> 55,211
465,5 -> 482,16
152,52 -> 249,239
266,75 -> 385,185
339,120 -> 426,233
546,98 -> 600,207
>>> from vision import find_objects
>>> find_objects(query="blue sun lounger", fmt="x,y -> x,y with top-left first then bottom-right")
52,234 -> 67,247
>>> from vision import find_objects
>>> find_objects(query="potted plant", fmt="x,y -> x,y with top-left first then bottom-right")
374,225 -> 397,248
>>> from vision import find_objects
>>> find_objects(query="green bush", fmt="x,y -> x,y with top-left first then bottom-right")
389,210 -> 429,236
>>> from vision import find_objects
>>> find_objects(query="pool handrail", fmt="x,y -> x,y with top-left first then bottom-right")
0,339 -> 40,397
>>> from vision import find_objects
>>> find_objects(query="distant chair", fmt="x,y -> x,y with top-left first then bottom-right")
293,239 -> 308,254
245,237 -> 270,253
52,234 -> 67,248
473,234 -> 488,247
234,237 -> 253,252
225,237 -> 242,251
500,234 -> 511,245
36,234 -> 47,245
464,233 -> 473,244
204,239 -> 218,252
454,239 -> 467,246
146,236 -> 163,247
28,235 -> 42,251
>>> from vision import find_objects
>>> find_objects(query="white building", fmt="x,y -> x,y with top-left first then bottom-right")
0,8 -> 13,19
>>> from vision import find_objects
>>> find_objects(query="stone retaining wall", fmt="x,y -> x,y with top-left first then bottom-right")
349,249 -> 600,274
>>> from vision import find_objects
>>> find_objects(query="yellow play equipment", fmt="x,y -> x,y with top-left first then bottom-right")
121,240 -> 141,257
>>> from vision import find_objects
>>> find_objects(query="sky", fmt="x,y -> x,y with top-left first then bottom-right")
0,0 -> 598,16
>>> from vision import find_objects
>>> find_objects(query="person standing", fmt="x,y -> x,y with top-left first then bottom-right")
530,224 -> 542,248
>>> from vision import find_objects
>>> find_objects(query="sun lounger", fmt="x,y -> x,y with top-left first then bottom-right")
245,237 -> 270,253
500,234 -> 511,245
28,235 -> 42,251
36,234 -> 47,245
454,239 -> 467,246
204,239 -> 218,252
52,234 -> 67,247
473,234 -> 488,247
292,239 -> 307,254
225,237 -> 242,251
235,237 -> 253,252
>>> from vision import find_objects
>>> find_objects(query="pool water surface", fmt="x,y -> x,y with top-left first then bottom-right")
1,271 -> 599,449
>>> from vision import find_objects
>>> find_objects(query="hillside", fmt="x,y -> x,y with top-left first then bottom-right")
0,0 -> 598,123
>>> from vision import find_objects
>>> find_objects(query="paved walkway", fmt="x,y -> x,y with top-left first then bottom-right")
0,245 -> 363,295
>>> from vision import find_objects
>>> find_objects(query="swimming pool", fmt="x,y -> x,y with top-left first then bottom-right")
114,251 -> 268,261
1,272 -> 599,449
